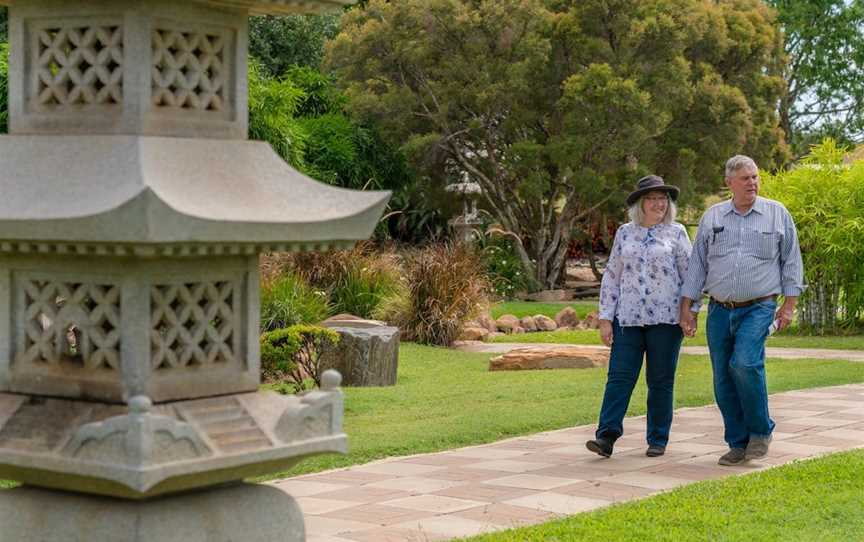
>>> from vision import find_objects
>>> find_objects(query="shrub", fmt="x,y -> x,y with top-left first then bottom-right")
377,243 -> 489,346
260,272 -> 329,331
480,236 -> 531,299
289,243 -> 404,320
762,139 -> 864,333
260,325 -> 339,392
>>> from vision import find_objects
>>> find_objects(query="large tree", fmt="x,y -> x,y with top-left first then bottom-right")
249,14 -> 341,76
327,0 -> 788,288
768,0 -> 864,152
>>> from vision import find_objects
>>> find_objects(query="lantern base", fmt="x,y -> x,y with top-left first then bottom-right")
0,483 -> 305,542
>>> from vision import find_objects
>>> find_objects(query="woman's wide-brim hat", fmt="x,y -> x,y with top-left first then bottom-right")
626,175 -> 680,206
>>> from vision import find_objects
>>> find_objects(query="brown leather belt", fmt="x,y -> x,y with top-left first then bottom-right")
710,295 -> 776,309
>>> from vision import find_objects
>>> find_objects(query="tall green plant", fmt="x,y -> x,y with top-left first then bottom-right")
260,272 -> 330,331
762,140 -> 864,332
247,60 -> 309,170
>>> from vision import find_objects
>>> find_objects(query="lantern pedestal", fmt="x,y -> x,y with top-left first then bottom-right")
0,483 -> 305,542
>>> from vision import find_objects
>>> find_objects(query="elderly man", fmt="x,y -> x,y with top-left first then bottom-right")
679,155 -> 804,466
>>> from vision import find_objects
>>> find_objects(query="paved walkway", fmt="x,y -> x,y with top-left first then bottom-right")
272,384 -> 864,542
455,342 -> 864,362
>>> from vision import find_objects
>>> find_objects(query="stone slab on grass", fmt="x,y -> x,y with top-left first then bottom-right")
489,346 -> 609,371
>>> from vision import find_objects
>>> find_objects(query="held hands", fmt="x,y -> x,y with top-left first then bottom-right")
599,319 -> 613,347
679,307 -> 698,337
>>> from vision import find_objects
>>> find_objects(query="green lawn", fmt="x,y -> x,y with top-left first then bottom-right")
462,449 -> 864,542
491,302 -> 864,350
490,301 -> 597,320
259,343 -> 864,479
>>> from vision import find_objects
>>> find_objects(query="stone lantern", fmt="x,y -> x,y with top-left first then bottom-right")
445,178 -> 483,243
0,0 -> 387,540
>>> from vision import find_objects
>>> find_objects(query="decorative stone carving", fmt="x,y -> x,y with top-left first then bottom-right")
32,22 -> 124,109
20,279 -> 121,370
152,27 -> 229,113
63,396 -> 210,467
0,1 -> 376,537
276,370 -> 344,443
150,281 -> 237,370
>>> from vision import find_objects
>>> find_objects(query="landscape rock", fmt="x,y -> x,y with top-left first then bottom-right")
476,313 -> 498,333
519,316 -> 538,332
582,311 -> 600,330
554,307 -> 581,328
489,346 -> 609,371
459,326 -> 490,341
534,315 -> 558,331
496,314 -> 522,333
319,326 -> 400,386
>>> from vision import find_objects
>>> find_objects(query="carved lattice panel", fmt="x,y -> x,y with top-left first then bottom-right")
151,28 -> 228,112
33,24 -> 124,108
20,280 -> 121,370
150,281 -> 236,370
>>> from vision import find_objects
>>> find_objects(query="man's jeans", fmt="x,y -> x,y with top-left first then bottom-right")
706,299 -> 776,449
596,320 -> 683,447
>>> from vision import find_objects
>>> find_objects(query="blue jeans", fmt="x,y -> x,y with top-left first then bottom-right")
706,299 -> 776,449
595,320 -> 683,447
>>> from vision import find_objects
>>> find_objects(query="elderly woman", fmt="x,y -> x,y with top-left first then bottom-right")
586,175 -> 692,458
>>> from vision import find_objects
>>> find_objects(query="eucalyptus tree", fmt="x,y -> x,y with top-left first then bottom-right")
768,0 -> 864,152
327,0 -> 789,289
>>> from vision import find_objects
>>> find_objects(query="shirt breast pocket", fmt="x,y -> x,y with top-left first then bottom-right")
747,228 -> 778,259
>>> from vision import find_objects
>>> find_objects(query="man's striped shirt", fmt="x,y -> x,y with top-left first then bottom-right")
681,197 -> 804,304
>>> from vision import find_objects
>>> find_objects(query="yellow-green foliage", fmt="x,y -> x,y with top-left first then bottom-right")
260,324 -> 339,392
761,139 -> 864,331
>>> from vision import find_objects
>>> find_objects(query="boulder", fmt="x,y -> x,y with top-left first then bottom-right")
319,326 -> 400,387
534,314 -> 558,331
489,346 -> 609,371
496,314 -> 521,333
554,307 -> 580,328
519,316 -> 538,332
582,311 -> 600,330
459,326 -> 490,341
476,313 -> 498,333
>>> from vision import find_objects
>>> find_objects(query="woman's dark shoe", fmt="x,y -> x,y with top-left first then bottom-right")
585,438 -> 614,458
645,445 -> 666,457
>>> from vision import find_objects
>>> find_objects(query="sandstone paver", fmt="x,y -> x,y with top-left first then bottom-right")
274,384 -> 864,542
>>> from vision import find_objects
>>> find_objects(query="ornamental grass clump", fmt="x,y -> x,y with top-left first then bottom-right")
260,271 -> 330,331
289,243 -> 404,320
378,243 -> 489,346
260,325 -> 339,392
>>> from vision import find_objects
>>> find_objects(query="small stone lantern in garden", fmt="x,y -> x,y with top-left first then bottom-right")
446,177 -> 483,244
0,0 -> 387,540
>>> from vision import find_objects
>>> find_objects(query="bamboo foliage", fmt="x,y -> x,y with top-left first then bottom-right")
762,140 -> 864,333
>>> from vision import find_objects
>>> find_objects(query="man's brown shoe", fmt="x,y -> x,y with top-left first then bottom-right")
717,448 -> 748,466
646,445 -> 666,457
744,435 -> 772,460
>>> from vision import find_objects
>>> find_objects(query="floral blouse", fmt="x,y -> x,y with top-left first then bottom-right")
599,222 -> 692,327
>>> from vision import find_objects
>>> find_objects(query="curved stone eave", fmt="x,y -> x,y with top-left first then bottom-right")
0,188 -> 389,245
0,135 -> 391,244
